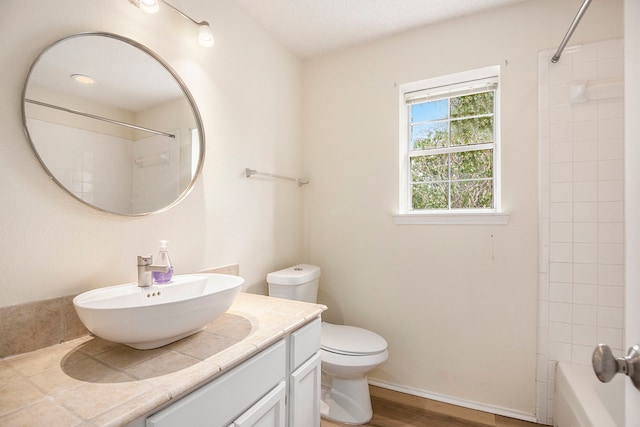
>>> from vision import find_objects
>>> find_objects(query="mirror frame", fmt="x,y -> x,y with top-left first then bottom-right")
21,32 -> 206,216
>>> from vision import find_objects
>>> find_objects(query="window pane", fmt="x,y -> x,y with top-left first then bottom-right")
402,73 -> 499,213
450,149 -> 493,180
412,182 -> 448,210
411,122 -> 448,150
450,116 -> 493,146
410,99 -> 448,123
410,154 -> 448,182
450,180 -> 493,209
450,91 -> 494,118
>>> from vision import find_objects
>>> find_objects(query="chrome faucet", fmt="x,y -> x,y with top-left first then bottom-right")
137,255 -> 170,287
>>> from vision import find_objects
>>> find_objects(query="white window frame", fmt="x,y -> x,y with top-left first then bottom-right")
394,66 -> 509,225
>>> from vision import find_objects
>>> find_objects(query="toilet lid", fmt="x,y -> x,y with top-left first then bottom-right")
321,323 -> 387,356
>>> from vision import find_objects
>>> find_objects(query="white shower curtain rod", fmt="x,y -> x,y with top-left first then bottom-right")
551,0 -> 593,63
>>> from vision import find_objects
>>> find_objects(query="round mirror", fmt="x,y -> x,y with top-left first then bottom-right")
22,32 -> 205,216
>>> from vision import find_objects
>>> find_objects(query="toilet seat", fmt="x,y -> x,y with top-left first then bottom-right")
321,322 -> 387,356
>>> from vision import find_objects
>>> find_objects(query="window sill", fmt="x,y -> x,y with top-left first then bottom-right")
392,212 -> 510,225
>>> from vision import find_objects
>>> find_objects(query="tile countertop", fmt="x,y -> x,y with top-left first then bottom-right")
0,293 -> 326,427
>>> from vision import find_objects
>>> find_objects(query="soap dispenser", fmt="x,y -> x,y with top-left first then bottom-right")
152,240 -> 174,284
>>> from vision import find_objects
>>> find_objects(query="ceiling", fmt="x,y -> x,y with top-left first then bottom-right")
28,34 -> 185,112
232,0 -> 528,58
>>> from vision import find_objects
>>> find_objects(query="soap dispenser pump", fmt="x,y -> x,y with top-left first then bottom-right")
152,240 -> 174,284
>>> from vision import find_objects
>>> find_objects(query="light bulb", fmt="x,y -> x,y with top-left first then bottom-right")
198,22 -> 214,47
139,0 -> 159,14
71,74 -> 95,85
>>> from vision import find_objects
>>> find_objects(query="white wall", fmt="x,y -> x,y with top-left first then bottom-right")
0,0 -> 303,304
302,0 -> 623,419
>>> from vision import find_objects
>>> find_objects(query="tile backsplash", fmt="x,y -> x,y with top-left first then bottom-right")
0,295 -> 88,358
537,38 -> 624,425
0,264 -> 240,359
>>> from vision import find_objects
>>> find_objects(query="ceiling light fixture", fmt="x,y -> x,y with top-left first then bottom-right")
138,0 -> 159,14
71,74 -> 95,85
129,0 -> 214,47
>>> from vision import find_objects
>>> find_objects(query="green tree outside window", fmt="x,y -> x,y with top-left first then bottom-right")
409,91 -> 495,210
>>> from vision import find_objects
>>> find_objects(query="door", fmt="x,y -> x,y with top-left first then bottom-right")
625,0 -> 640,425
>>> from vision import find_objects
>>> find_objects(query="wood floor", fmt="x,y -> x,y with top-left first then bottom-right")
321,386 -> 541,427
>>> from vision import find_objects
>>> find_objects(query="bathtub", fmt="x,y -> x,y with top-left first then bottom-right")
554,362 -> 624,427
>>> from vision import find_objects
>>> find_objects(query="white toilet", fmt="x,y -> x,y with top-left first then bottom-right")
267,264 -> 388,424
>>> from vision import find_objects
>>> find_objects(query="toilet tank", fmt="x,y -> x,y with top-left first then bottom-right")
267,264 -> 321,303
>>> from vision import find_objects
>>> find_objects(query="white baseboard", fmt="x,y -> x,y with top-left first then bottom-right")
368,378 -> 538,424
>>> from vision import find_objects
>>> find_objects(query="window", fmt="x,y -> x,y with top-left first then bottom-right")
395,66 -> 508,225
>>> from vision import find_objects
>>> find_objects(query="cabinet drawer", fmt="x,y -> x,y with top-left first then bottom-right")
147,340 -> 285,427
290,318 -> 321,370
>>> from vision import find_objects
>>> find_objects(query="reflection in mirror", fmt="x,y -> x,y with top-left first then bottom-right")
22,33 -> 204,216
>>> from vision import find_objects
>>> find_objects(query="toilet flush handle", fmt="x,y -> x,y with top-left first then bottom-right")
592,343 -> 640,391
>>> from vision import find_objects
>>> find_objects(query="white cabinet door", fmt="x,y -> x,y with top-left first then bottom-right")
233,382 -> 286,427
288,352 -> 321,427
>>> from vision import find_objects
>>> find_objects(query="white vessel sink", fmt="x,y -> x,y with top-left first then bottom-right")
73,274 -> 244,350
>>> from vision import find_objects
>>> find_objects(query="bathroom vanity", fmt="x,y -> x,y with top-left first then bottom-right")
0,293 -> 325,427
140,317 -> 321,426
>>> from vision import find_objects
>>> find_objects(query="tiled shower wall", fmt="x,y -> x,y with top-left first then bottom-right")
26,119 -> 181,214
27,118 -> 134,212
132,131 -> 181,214
537,39 -> 624,424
